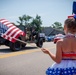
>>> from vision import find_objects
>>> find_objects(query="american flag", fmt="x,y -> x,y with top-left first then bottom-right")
0,19 -> 25,43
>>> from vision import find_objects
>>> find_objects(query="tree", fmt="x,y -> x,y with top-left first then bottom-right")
31,15 -> 42,32
17,16 -> 24,26
17,15 -> 32,31
17,14 -> 42,32
23,15 -> 32,27
51,22 -> 63,30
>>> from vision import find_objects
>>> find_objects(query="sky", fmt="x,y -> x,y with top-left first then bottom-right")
0,0 -> 76,27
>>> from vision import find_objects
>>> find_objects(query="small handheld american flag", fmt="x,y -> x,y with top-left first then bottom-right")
0,19 -> 25,43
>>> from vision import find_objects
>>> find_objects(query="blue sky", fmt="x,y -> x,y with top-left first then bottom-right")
0,0 -> 76,27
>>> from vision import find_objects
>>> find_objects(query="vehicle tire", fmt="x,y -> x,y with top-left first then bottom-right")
10,41 -> 21,51
22,44 -> 26,48
54,40 -> 56,44
36,38 -> 43,48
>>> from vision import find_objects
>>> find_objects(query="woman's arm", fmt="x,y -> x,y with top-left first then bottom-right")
41,41 -> 62,63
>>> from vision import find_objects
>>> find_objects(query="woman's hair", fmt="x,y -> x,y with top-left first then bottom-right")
64,18 -> 76,32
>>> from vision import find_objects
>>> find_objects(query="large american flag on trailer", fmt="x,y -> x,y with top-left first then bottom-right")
0,19 -> 25,43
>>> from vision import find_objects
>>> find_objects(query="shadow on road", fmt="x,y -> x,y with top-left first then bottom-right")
0,48 -> 11,53
0,46 -> 38,53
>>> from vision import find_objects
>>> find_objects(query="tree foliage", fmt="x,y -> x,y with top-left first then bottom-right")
23,15 -> 32,26
17,17 -> 24,25
17,15 -> 32,26
31,15 -> 42,32
17,14 -> 42,32
51,22 -> 63,30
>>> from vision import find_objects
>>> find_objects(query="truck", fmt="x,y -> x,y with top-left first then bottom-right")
0,19 -> 45,51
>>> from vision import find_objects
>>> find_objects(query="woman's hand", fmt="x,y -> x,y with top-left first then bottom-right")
41,48 -> 50,54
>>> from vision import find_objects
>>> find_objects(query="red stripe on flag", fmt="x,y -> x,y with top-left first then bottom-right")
12,32 -> 22,42
0,19 -> 7,21
11,29 -> 20,37
6,23 -> 11,25
1,21 -> 8,24
8,25 -> 15,28
5,27 -> 17,36
2,34 -> 6,39
7,29 -> 20,40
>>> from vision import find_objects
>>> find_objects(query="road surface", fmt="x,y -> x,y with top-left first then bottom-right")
0,42 -> 56,75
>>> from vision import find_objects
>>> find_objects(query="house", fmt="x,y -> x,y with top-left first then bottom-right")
16,25 -> 64,36
42,27 -> 64,36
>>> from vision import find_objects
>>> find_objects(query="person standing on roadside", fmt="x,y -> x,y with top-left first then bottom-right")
41,15 -> 76,75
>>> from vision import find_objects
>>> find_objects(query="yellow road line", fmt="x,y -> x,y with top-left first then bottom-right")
0,46 -> 55,59
0,50 -> 39,59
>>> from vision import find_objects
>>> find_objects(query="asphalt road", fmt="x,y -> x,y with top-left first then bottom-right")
0,42 -> 56,75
